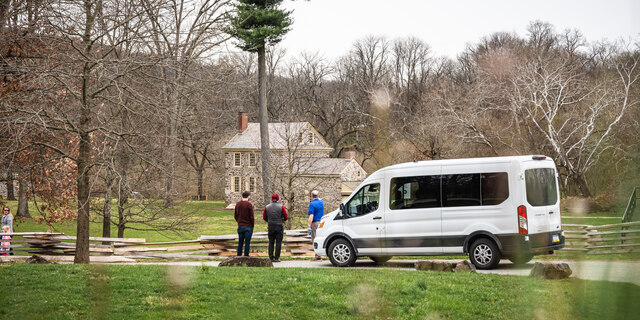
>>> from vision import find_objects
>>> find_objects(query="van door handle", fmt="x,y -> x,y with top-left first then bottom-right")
549,211 -> 554,215
373,216 -> 382,220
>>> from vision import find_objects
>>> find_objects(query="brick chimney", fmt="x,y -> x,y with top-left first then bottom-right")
237,112 -> 248,133
343,147 -> 356,159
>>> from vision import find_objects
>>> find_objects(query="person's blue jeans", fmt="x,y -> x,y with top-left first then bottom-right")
237,226 -> 253,256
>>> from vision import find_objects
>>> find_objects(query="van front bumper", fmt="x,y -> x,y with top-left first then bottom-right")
497,231 -> 565,256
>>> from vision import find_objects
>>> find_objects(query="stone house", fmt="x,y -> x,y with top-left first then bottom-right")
222,112 -> 367,213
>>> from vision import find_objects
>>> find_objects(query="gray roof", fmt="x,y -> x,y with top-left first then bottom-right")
287,158 -> 357,176
222,122 -> 333,151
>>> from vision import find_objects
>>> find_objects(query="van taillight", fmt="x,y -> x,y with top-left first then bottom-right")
518,205 -> 528,235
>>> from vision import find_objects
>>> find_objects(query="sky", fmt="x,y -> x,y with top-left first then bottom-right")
278,0 -> 640,61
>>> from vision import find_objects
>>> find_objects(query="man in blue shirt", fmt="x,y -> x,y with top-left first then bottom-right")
307,190 -> 324,261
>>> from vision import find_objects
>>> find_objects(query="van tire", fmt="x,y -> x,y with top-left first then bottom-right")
508,253 -> 533,265
369,256 -> 392,264
328,238 -> 356,267
469,238 -> 501,270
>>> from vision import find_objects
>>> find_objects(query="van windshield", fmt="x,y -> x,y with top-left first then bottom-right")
525,168 -> 558,206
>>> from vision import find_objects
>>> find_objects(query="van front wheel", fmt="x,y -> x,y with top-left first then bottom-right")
469,238 -> 501,270
328,239 -> 357,267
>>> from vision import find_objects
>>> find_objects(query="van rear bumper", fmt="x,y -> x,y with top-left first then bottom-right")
497,231 -> 565,256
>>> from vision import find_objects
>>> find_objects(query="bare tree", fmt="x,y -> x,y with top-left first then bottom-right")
138,0 -> 230,207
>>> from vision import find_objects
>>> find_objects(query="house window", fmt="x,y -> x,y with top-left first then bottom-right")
249,153 -> 256,167
233,176 -> 241,193
308,132 -> 315,144
233,153 -> 241,167
249,177 -> 256,193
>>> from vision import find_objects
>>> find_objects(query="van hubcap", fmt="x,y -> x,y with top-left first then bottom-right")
473,244 -> 492,265
333,244 -> 351,263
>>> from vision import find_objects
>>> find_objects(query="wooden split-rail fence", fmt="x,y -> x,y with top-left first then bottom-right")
0,230 -> 315,261
2,222 -> 639,262
561,221 -> 640,254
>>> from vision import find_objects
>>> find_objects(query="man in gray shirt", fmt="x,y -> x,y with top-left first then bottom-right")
262,193 -> 288,262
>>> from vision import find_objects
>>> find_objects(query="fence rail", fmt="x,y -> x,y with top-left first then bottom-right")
0,230 -> 315,261
561,221 -> 640,254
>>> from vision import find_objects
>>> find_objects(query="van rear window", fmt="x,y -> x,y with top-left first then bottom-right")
525,168 -> 558,206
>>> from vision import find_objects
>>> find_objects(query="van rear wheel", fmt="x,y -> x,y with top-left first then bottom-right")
469,238 -> 501,270
369,256 -> 392,264
328,238 -> 356,267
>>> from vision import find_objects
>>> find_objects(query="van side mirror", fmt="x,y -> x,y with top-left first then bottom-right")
339,203 -> 345,217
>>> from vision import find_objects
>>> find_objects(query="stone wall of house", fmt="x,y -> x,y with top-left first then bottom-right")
224,149 -> 333,209
282,175 -> 342,216
224,151 -> 263,207
340,160 -> 367,182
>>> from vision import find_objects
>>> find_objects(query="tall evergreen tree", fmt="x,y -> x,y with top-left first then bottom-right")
229,0 -> 292,204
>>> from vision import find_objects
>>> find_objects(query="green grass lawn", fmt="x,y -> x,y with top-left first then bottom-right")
1,264 -> 638,320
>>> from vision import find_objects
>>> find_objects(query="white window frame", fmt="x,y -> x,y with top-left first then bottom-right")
232,176 -> 241,193
249,177 -> 256,193
233,153 -> 241,167
248,153 -> 256,167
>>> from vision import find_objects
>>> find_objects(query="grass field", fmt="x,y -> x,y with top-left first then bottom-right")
1,264 -> 639,320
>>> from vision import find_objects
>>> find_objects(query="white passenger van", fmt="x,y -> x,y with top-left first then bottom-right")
313,155 -> 564,269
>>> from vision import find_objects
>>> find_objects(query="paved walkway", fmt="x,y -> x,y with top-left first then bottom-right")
132,258 -> 640,286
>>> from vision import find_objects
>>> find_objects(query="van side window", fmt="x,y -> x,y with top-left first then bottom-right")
390,176 -> 441,210
481,172 -> 509,205
345,183 -> 380,218
443,174 -> 481,207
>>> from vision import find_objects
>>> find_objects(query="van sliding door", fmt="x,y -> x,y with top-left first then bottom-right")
383,166 -> 442,255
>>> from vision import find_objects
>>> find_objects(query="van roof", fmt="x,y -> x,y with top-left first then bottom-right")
381,155 -> 553,172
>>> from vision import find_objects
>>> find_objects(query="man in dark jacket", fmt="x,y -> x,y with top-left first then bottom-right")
234,191 -> 254,256
263,193 -> 288,262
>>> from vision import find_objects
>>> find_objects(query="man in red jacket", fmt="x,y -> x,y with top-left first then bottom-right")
263,193 -> 288,262
234,191 -> 254,256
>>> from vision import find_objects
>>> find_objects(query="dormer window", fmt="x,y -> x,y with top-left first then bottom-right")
308,132 -> 315,144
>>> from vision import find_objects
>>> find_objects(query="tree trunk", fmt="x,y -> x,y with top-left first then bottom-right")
164,71 -> 181,208
258,45 -> 271,205
117,144 -> 129,239
196,167 -> 204,200
117,191 -> 128,239
75,2 -> 93,263
572,172 -> 592,198
16,178 -> 30,218
75,129 -> 91,264
6,167 -> 15,201
117,221 -> 125,238
102,174 -> 113,244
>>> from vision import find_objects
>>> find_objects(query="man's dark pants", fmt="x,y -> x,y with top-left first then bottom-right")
237,226 -> 253,256
268,224 -> 284,260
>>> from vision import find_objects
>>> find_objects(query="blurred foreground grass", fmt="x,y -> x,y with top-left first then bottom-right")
1,264 -> 638,320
